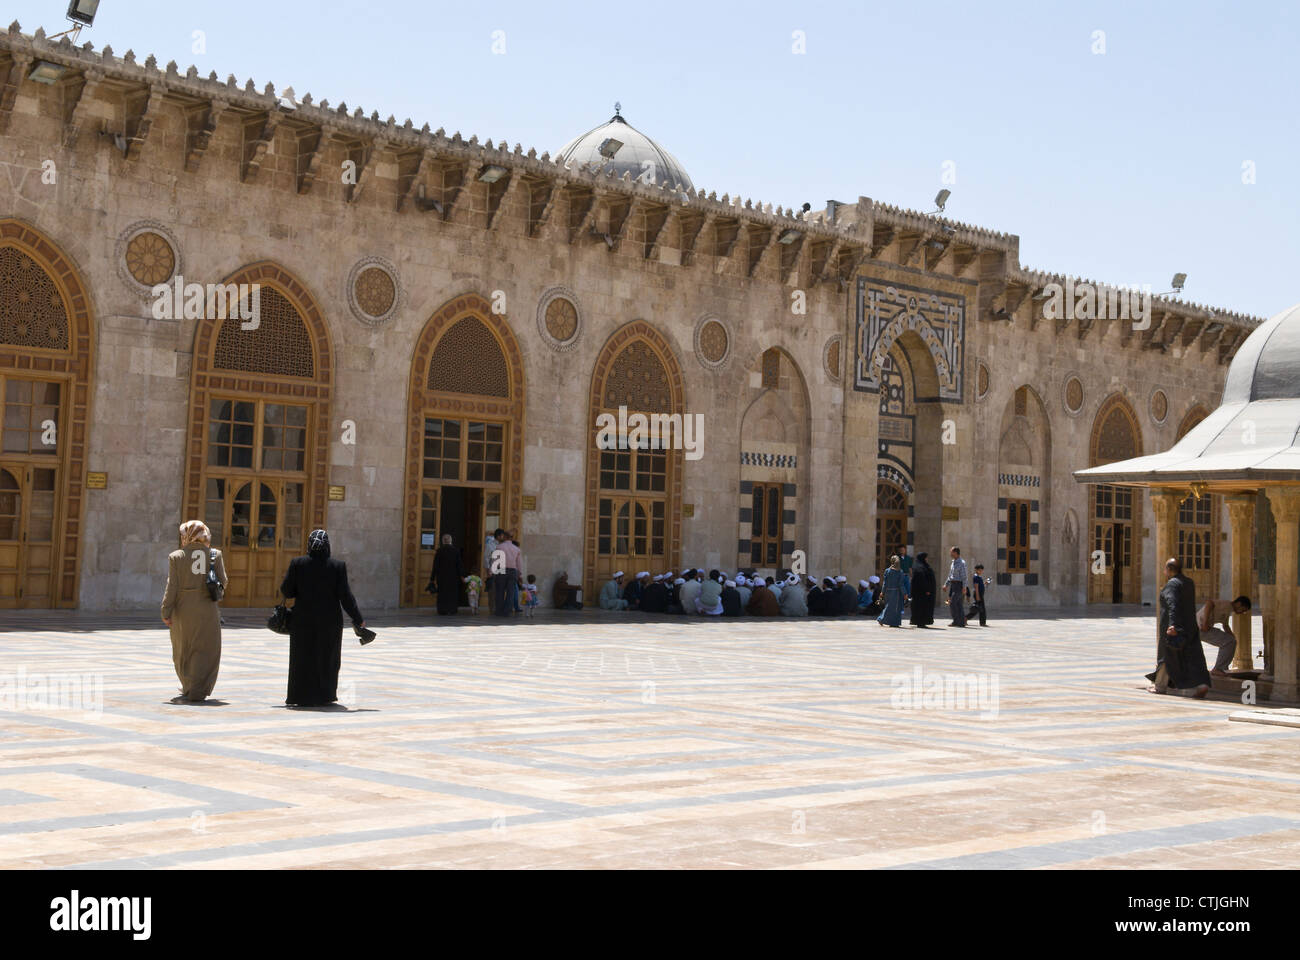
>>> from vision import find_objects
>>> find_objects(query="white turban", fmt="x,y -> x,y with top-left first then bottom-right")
613,571 -> 625,579
859,580 -> 869,588
836,576 -> 848,584
636,571 -> 649,579
674,578 -> 686,586
725,580 -> 736,588
869,576 -> 881,585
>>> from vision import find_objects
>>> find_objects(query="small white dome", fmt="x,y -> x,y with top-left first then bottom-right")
557,106 -> 694,192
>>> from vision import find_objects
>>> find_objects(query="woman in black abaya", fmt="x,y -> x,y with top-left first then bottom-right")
909,552 -> 937,628
281,530 -> 366,707
429,534 -> 465,615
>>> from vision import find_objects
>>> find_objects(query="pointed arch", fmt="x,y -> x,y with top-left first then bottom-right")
738,345 -> 810,574
996,384 -> 1053,588
0,219 -> 95,607
182,262 -> 334,607
583,321 -> 685,598
1087,392 -> 1144,603
1175,403 -> 1218,593
1090,392 -> 1143,467
1177,404 -> 1211,441
401,293 -> 525,606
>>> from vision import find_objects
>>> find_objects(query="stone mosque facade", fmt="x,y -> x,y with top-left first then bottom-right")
0,25 -> 1266,611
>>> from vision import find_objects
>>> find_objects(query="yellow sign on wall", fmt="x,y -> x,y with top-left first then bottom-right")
86,472 -> 108,489
521,495 -> 537,511
328,486 -> 346,502
684,504 -> 695,518
942,506 -> 960,521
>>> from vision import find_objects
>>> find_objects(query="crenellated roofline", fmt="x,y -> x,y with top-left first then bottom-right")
0,22 -> 1268,353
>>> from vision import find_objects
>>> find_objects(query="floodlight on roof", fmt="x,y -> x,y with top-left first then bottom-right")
1157,272 -> 1189,297
66,0 -> 100,26
477,165 -> 508,184
931,189 -> 951,214
598,137 -> 623,159
778,229 -> 801,245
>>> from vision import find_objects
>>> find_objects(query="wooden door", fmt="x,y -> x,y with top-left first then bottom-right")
204,477 -> 304,606
0,464 -> 57,609
596,496 -> 666,585
876,482 -> 908,568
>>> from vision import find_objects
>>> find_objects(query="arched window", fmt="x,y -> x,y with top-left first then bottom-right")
401,296 -> 524,607
585,323 -> 684,598
0,220 -> 95,608
1088,395 -> 1143,604
183,263 -> 333,609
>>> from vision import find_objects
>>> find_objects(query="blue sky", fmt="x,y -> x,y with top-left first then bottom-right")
12,0 -> 1298,317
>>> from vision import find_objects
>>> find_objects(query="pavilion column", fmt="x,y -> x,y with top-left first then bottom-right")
1150,489 -> 1182,645
1151,488 -> 1182,573
1268,490 -> 1300,701
1225,494 -> 1257,672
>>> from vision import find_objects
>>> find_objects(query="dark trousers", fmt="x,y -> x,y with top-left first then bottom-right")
969,599 -> 987,626
948,582 -> 967,626
495,568 -> 518,617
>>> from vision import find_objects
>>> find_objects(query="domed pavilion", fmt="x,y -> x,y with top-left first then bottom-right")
1076,302 -> 1300,700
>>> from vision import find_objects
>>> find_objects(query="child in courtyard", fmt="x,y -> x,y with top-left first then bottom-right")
465,573 -> 483,615
523,575 -> 540,618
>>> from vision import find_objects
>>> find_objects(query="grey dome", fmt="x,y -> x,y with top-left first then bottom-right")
1223,301 -> 1300,403
557,107 -> 694,192
1074,301 -> 1300,484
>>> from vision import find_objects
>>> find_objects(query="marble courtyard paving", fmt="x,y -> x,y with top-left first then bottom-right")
1,608 -> 1297,870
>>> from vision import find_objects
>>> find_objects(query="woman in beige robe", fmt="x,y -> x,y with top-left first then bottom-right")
160,521 -> 228,703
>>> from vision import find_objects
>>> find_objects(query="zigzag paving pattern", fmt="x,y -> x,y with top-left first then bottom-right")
1,608 -> 1297,869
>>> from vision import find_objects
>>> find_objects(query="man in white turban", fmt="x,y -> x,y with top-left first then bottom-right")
600,571 -> 629,610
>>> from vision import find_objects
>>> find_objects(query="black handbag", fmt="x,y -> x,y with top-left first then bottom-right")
206,549 -> 224,602
268,597 -> 293,635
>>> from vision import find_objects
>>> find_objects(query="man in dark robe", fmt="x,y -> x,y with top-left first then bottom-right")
640,576 -> 669,613
807,578 -> 826,615
624,571 -> 649,609
1148,558 -> 1211,697
428,534 -> 465,615
909,553 -> 937,628
746,582 -> 781,616
720,580 -> 743,617
834,578 -> 859,615
553,572 -> 582,609
281,530 -> 365,708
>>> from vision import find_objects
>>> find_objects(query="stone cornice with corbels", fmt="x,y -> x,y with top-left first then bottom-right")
0,22 -> 1268,347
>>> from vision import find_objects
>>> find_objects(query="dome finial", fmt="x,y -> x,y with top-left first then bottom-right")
614,101 -> 622,118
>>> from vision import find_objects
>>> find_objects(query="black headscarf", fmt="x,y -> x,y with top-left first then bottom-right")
916,552 -> 929,567
307,529 -> 331,559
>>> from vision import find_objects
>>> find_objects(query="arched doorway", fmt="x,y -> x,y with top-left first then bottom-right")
583,322 -> 684,598
996,385 -> 1052,588
737,347 -> 810,576
183,262 -> 333,609
0,220 -> 95,608
1175,405 -> 1217,593
874,332 -> 944,567
401,293 -> 524,607
1087,394 -> 1143,603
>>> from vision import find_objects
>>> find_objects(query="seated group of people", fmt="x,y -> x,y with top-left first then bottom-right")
597,569 -> 883,617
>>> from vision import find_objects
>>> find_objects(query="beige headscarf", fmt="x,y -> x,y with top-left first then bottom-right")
179,520 -> 211,547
